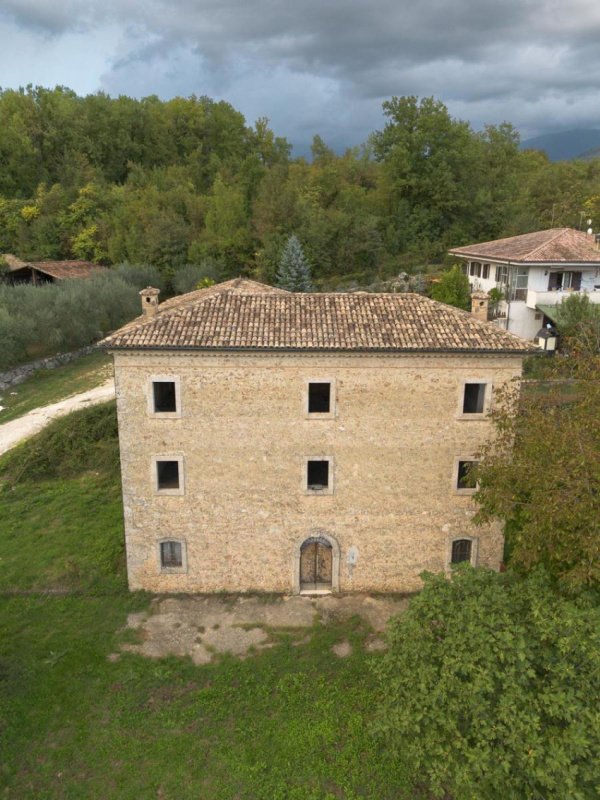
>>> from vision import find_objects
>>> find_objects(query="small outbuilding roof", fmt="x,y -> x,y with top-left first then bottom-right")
449,228 -> 600,264
101,278 -> 534,354
2,254 -> 105,279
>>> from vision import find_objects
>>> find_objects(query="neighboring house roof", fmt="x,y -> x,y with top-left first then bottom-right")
101,279 -> 534,354
2,254 -> 105,279
449,228 -> 600,264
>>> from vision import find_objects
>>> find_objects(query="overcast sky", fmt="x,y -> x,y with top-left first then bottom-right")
1,0 -> 599,155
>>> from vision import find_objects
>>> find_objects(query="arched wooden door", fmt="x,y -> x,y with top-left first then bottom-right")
300,536 -> 333,591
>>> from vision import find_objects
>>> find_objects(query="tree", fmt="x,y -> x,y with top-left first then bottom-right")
275,235 -> 313,291
554,293 -> 600,353
373,567 -> 600,799
474,352 -> 600,587
430,264 -> 471,310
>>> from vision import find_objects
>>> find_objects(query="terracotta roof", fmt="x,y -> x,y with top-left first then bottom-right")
449,228 -> 600,263
27,260 -> 106,279
2,255 -> 105,279
101,280 -> 533,354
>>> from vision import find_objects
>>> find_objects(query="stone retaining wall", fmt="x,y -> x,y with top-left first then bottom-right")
0,345 -> 97,391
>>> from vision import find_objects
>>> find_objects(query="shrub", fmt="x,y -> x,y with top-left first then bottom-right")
0,401 -> 119,484
373,567 -> 600,799
171,261 -> 219,295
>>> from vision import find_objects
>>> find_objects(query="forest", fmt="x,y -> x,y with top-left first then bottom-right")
1,86 -> 600,289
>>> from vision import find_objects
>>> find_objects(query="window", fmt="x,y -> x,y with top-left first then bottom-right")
462,383 -> 487,414
451,539 -> 472,564
157,539 -> 187,573
153,456 -> 185,495
305,458 -> 334,494
508,267 -> 528,301
153,381 -> 176,412
469,261 -> 481,277
482,263 -> 490,280
308,382 -> 331,413
495,264 -> 509,286
160,540 -> 182,568
456,460 -> 478,493
148,375 -> 181,417
548,271 -> 582,291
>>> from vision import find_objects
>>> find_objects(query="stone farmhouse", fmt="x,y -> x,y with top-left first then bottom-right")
101,278 -> 533,595
450,228 -> 600,340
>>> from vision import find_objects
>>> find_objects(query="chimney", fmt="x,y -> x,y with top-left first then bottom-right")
470,290 -> 489,322
139,286 -> 160,317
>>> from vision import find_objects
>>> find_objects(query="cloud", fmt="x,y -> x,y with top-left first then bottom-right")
0,0 -> 599,148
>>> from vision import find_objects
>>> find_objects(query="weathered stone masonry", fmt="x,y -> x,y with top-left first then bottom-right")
113,349 -> 522,594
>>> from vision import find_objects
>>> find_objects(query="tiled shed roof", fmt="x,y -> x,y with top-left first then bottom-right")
101,280 -> 533,354
449,228 -> 600,264
28,260 -> 106,279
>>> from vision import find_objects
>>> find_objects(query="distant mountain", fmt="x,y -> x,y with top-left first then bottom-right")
520,129 -> 600,161
578,146 -> 600,161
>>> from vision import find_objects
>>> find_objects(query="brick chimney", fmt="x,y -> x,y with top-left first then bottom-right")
139,286 -> 160,317
470,290 -> 489,322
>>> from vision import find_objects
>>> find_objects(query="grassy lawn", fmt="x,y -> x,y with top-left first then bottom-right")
0,350 -> 112,424
0,404 -> 402,799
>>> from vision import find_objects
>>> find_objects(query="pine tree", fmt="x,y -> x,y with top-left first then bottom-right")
275,235 -> 313,292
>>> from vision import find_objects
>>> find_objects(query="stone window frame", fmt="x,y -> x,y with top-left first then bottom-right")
156,537 -> 188,574
456,379 -> 492,420
447,536 -> 478,569
452,457 -> 479,496
152,454 -> 185,496
304,377 -> 336,419
147,374 -> 182,419
303,456 -> 335,495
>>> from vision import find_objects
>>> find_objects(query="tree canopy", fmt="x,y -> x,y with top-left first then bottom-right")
474,352 -> 600,587
0,86 -> 599,288
374,567 -> 600,799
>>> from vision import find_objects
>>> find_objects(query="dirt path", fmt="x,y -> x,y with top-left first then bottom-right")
0,378 -> 115,456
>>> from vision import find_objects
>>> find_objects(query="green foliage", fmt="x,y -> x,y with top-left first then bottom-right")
554,292 -> 600,353
0,350 -> 111,423
430,264 -> 471,309
0,86 -> 599,287
374,567 -> 600,799
0,401 -> 119,484
275,234 -> 313,291
171,261 -> 219,294
475,353 -> 600,587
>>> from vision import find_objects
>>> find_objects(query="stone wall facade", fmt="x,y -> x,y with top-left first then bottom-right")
112,350 -> 523,594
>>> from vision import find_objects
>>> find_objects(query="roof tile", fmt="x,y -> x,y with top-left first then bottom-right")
101,280 -> 534,354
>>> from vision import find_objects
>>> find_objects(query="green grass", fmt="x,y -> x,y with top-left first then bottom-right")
0,406 -> 403,799
0,350 -> 112,423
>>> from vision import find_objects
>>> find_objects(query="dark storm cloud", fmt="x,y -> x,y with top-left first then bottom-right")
1,0 -> 599,147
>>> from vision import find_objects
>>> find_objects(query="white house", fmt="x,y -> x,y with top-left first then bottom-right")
449,228 -> 600,339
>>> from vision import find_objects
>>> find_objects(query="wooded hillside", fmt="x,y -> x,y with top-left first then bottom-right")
2,87 -> 600,288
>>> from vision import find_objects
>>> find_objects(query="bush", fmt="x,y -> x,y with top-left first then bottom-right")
171,261 -> 219,295
112,262 -> 166,292
373,567 -> 600,799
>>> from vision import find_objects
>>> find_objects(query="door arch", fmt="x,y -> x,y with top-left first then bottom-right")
293,532 -> 340,594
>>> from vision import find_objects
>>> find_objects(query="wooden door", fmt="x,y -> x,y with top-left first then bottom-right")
300,538 -> 332,590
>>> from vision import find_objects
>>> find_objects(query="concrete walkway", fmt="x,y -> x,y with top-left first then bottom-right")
0,378 -> 115,456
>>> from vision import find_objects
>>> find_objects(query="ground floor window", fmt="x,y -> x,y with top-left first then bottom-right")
451,539 -> 472,564
158,539 -> 187,573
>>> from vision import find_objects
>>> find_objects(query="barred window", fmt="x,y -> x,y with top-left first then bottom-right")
160,541 -> 182,568
451,539 -> 472,564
